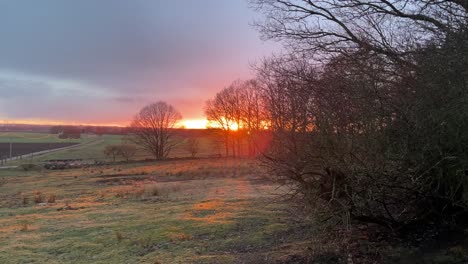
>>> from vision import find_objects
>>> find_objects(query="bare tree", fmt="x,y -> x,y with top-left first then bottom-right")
103,145 -> 120,162
205,80 -> 268,157
205,85 -> 239,157
104,144 -> 138,162
251,0 -> 468,64
118,144 -> 137,162
252,1 -> 468,229
130,101 -> 182,160
238,79 -> 267,156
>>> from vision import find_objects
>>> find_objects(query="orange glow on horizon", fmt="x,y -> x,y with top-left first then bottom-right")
4,118 -> 249,131
206,119 -> 239,131
2,118 -> 216,129
181,119 -> 209,129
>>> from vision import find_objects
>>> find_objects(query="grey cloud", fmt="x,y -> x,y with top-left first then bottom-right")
0,0 -> 278,123
0,78 -> 53,98
0,1 -> 261,89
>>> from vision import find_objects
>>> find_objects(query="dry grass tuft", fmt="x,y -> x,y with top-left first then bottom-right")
47,194 -> 57,203
145,184 -> 160,196
19,223 -> 29,232
115,231 -> 124,242
21,195 -> 29,206
34,192 -> 45,204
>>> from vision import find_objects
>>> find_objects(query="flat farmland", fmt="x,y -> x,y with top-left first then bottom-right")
0,133 -> 122,165
0,133 -> 102,161
2,132 -> 222,165
0,143 -> 79,159
0,132 -> 84,144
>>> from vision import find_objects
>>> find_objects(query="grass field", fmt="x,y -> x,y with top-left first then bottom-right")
27,135 -> 124,162
1,143 -> 466,263
0,132 -> 89,144
0,158 -> 313,264
0,134 -> 124,166
2,132 -> 221,166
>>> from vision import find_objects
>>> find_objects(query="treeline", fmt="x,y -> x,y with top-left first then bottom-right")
205,80 -> 271,157
211,0 -> 468,234
49,125 -> 132,135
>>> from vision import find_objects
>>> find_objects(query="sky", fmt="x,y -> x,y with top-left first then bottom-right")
0,0 -> 276,127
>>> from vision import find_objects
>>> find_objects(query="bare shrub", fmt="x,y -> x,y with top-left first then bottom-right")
250,0 -> 468,232
118,144 -> 137,161
103,145 -> 120,162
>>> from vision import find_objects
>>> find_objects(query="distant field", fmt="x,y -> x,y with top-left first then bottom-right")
31,135 -> 124,162
2,132 -> 221,165
0,132 -> 86,143
0,133 -> 109,165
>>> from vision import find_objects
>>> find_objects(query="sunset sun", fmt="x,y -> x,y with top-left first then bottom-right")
181,119 -> 208,129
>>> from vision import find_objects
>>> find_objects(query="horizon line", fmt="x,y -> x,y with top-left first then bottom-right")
0,118 -> 211,129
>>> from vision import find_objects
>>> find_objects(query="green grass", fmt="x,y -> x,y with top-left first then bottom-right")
28,135 -> 124,162
2,135 -> 124,166
0,159 -> 305,264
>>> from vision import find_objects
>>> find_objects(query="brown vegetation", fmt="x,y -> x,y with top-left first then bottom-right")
246,0 -> 468,243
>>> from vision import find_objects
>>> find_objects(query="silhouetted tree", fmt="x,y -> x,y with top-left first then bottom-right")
103,145 -> 120,162
251,0 -> 467,64
205,80 -> 267,157
205,85 -> 239,157
252,0 -> 468,229
130,101 -> 182,159
118,144 -> 137,162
